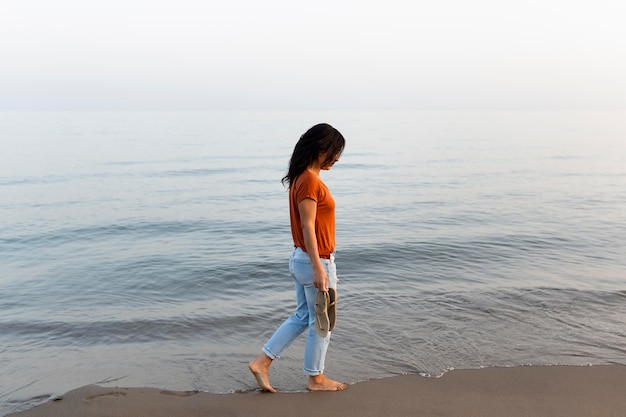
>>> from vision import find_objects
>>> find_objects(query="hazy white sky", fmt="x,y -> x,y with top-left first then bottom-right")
1,0 -> 625,110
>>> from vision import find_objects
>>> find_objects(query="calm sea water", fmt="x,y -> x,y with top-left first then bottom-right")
1,110 -> 625,415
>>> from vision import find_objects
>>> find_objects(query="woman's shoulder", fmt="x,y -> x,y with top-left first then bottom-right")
292,170 -> 326,198
294,169 -> 321,186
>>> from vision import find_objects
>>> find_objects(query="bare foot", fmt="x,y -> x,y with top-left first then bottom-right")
307,374 -> 347,392
248,353 -> 276,393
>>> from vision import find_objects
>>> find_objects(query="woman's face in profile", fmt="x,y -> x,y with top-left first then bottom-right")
319,152 -> 340,170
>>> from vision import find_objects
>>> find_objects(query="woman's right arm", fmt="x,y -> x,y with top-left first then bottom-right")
298,198 -> 328,292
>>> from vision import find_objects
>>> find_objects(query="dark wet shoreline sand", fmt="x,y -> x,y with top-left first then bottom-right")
8,365 -> 626,417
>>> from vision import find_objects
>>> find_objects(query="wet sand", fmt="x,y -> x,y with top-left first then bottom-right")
8,365 -> 626,417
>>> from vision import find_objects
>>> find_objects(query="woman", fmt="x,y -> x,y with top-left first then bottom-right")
249,123 -> 347,392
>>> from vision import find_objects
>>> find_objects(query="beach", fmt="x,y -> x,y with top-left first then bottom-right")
8,365 -> 626,417
2,110 -> 625,415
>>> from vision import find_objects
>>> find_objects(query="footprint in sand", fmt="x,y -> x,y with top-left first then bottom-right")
84,391 -> 127,401
159,390 -> 198,397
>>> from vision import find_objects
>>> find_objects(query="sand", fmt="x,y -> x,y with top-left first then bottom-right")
8,365 -> 626,417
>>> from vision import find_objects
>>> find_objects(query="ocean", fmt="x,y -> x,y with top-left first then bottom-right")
1,109 -> 624,415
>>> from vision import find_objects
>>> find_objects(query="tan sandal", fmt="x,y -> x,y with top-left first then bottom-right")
328,288 -> 337,332
314,290 -> 330,337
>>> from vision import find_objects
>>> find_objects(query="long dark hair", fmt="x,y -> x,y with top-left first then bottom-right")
281,123 -> 345,187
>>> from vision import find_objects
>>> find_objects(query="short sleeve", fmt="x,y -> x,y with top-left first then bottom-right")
293,172 -> 321,205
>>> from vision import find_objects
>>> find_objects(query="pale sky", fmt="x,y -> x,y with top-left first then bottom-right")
1,0 -> 625,110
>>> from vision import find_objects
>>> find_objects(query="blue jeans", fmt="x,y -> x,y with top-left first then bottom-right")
263,247 -> 338,376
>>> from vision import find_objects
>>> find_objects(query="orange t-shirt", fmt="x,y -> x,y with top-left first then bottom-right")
289,169 -> 336,258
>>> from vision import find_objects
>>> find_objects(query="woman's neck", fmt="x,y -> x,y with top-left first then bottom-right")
307,163 -> 321,176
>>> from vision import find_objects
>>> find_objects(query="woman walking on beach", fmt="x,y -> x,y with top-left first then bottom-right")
249,123 -> 347,392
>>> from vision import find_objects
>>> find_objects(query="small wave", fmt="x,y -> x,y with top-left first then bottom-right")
0,218 -> 281,250
0,312 -> 265,346
148,167 -> 240,178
